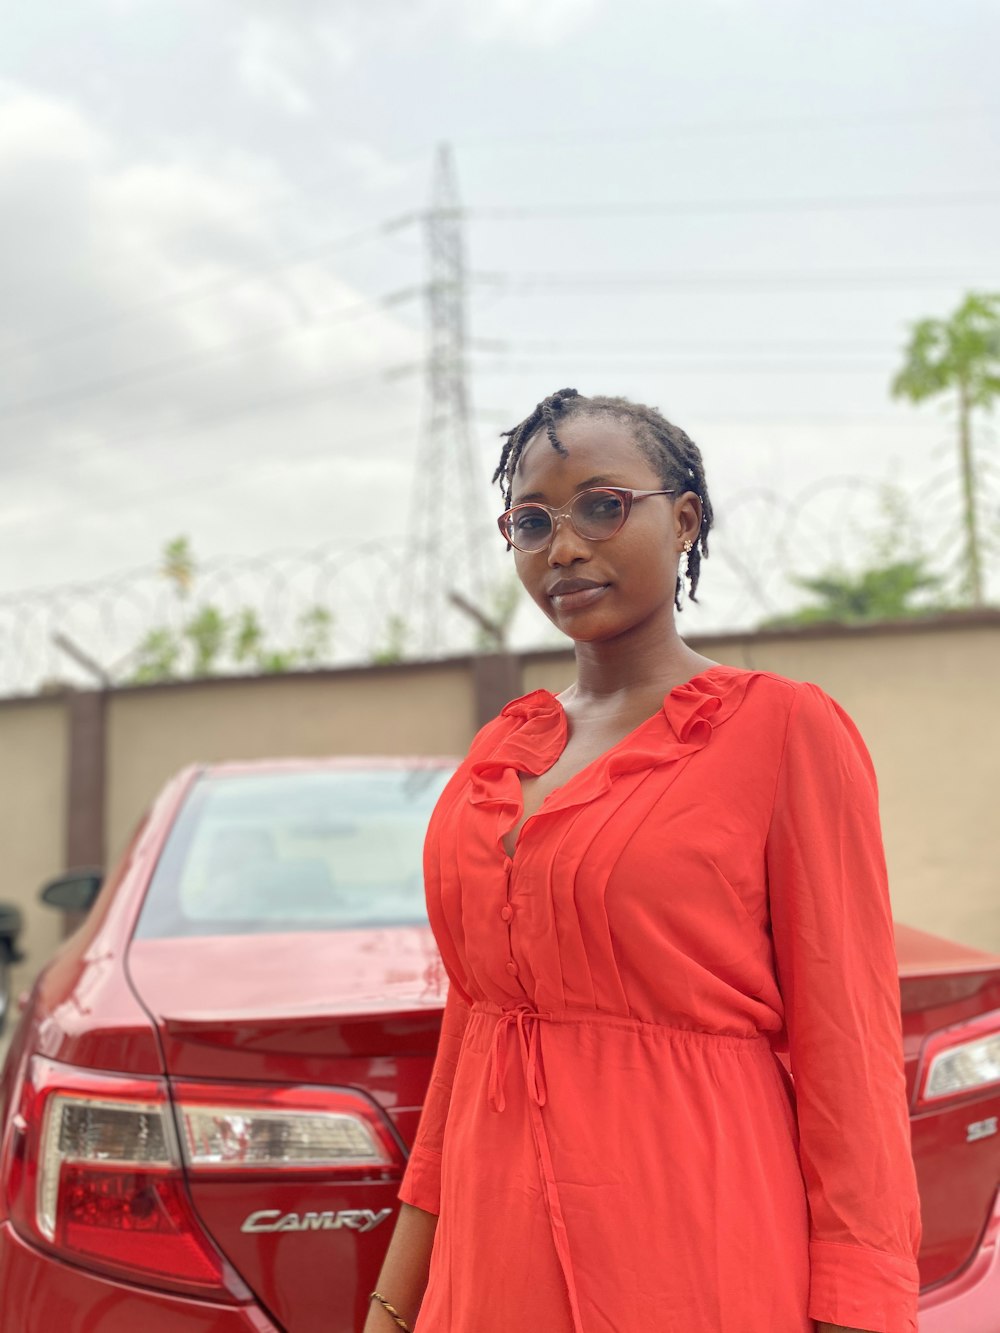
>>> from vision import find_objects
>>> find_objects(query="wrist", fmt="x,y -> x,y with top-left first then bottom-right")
369,1290 -> 414,1331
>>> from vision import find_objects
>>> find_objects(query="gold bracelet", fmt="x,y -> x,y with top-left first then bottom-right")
369,1290 -> 413,1332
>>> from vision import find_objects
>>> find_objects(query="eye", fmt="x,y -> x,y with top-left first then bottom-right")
580,492 -> 624,520
512,507 -> 550,532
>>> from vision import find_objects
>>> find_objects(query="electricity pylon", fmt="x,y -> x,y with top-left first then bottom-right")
406,143 -> 490,654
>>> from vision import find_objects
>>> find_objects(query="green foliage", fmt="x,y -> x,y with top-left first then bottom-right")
891,291 -> 1000,605
232,608 -> 264,664
256,649 -> 298,674
184,605 -> 227,676
371,614 -> 410,665
892,292 -> 1000,410
761,487 -> 950,630
296,606 -> 334,665
764,561 -> 946,629
125,538 -> 335,683
130,628 -> 183,683
162,536 -> 195,597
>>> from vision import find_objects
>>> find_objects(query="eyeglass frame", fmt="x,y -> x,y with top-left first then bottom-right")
497,486 -> 677,553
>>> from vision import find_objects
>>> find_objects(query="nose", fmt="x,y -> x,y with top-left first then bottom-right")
546,513 -> 591,567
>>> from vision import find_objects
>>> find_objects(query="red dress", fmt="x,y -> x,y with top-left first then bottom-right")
399,665 -> 922,1332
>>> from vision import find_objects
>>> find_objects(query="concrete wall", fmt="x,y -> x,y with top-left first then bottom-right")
105,661 -> 477,863
0,696 -> 67,1000
1,613 -> 998,992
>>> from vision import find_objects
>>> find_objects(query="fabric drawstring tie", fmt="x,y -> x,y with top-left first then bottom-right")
488,1004 -> 547,1112
484,1003 -> 584,1333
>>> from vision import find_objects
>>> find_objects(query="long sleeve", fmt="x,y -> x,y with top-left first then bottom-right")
765,683 -> 922,1333
397,984 -> 471,1215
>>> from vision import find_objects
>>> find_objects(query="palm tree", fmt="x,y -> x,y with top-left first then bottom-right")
892,292 -> 1000,605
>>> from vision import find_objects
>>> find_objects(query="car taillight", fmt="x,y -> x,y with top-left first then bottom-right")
915,1008 -> 1000,1109
173,1081 -> 402,1176
6,1057 -> 247,1301
2,1058 -> 404,1297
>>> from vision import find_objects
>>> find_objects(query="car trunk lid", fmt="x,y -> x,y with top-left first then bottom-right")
127,928 -> 446,1333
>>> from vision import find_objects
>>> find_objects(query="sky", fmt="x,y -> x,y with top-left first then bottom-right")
1,0 -> 999,688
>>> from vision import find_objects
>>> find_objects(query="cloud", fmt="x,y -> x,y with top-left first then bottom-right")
0,79 -> 422,581
0,80 -> 107,163
232,0 -> 602,78
236,17 -> 317,116
455,0 -> 602,45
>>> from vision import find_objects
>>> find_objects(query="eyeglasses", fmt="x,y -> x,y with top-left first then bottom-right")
497,486 -> 676,553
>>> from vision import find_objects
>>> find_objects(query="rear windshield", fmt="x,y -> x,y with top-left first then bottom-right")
135,767 -> 454,938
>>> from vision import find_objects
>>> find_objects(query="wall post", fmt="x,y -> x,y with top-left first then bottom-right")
64,689 -> 106,871
471,653 -> 522,729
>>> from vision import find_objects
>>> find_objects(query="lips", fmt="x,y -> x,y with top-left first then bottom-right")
547,578 -> 607,597
547,578 -> 610,613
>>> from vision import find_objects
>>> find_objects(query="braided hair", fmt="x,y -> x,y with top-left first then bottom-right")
493,388 -> 713,610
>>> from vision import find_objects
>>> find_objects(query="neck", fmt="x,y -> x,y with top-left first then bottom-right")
568,608 -> 710,702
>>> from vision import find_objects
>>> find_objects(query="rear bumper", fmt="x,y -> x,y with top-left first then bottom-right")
919,1189 -> 1000,1333
0,1221 -> 279,1333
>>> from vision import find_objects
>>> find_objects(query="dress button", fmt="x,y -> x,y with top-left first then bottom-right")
500,904 -> 514,922
505,960 -> 519,977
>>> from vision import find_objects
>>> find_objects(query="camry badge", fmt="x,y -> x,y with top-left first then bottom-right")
241,1207 -> 394,1234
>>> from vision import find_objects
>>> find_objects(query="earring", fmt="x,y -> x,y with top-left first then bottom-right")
676,539 -> 692,609
677,539 -> 693,609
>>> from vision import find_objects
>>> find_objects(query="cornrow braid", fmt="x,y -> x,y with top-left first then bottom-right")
494,389 -> 713,611
493,387 -> 580,501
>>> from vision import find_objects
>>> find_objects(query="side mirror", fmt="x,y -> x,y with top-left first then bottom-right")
0,903 -> 24,963
40,869 -> 104,915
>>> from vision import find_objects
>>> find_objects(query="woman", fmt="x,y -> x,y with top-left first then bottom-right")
365,389 -> 922,1333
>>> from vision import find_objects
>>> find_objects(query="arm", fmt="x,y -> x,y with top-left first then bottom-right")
766,685 -> 922,1333
815,1326 -> 877,1333
363,1203 -> 437,1332
364,984 -> 472,1329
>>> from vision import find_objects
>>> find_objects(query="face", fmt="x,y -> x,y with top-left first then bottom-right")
508,415 -> 702,644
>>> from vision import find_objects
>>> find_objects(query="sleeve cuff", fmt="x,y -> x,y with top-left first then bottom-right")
807,1239 -> 920,1333
398,1145 -> 443,1216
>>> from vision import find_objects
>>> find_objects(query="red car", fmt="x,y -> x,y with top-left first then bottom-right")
0,758 -> 998,1332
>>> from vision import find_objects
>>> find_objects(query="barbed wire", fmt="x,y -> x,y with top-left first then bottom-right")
2,470 -> 996,699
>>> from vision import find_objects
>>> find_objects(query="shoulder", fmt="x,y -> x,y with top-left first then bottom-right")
740,673 -> 878,793
732,667 -> 853,725
720,668 -> 871,761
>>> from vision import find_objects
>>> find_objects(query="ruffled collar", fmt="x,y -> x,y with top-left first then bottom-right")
469,665 -> 753,813
660,663 -> 753,746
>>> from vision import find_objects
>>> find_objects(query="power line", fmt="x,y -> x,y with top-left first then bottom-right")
473,356 -> 893,375
2,187 -> 991,372
453,104 -> 997,150
0,361 -> 420,488
461,190 -> 1000,223
0,213 -> 421,369
472,336 -> 900,355
473,269 -> 999,294
0,426 -> 413,526
0,286 -> 422,428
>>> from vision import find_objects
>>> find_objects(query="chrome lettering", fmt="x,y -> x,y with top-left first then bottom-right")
241,1207 -> 393,1234
966,1116 -> 998,1143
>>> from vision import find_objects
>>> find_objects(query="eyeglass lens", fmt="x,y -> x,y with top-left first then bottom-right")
506,489 -> 627,551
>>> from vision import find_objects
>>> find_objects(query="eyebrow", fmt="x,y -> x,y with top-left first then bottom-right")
513,475 -> 620,504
